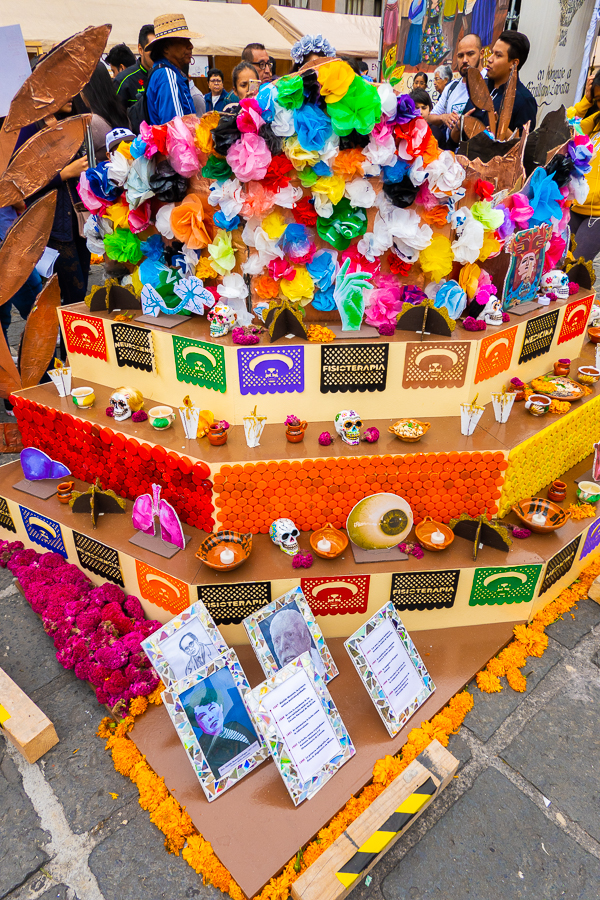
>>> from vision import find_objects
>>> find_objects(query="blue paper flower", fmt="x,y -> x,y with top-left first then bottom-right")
130,136 -> 147,159
382,157 -> 411,183
529,166 -> 564,226
307,250 -> 336,290
140,234 -> 165,262
434,280 -> 467,319
213,211 -> 241,231
312,286 -> 337,311
313,161 -> 332,177
86,162 -> 123,201
294,104 -> 333,152
256,83 -> 277,123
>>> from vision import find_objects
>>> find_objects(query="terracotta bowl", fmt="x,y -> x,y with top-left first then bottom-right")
511,498 -> 570,534
388,419 -> 431,442
196,531 -> 252,571
577,365 -> 600,386
310,522 -> 349,558
415,516 -> 454,551
587,326 -> 600,344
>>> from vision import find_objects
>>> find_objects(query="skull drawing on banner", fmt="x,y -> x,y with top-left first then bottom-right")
269,518 -> 300,556
109,386 -> 144,421
334,410 -> 363,446
539,270 -> 569,300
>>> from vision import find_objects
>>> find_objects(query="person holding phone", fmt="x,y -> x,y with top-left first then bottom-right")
230,62 -> 260,101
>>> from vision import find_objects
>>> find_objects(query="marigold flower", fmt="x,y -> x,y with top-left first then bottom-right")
476,670 -> 503,693
506,667 -> 527,692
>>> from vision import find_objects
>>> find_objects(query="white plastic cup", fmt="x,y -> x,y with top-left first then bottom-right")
460,404 -> 484,436
491,391 -> 516,424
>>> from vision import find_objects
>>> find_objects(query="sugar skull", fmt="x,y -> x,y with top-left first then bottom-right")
208,303 -> 237,337
269,518 -> 300,556
481,293 -> 503,326
334,410 -> 363,446
539,269 -> 569,300
109,386 -> 144,421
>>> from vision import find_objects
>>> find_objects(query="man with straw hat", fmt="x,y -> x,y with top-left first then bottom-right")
146,13 -> 202,125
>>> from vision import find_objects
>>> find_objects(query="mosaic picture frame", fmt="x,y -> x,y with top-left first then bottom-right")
344,602 -> 435,738
141,600 -> 229,687
162,648 -> 269,803
246,652 -> 355,806
243,586 -> 338,683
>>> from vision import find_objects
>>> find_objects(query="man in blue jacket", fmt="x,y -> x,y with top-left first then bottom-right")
146,13 -> 203,125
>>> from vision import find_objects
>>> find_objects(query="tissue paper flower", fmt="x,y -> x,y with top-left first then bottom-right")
271,104 -> 296,138
254,274 -> 280,300
293,196 -> 318,227
226,133 -> 272,183
103,228 -> 143,264
283,135 -> 320,170
148,161 -> 188,203
294,104 -> 333,152
365,275 -> 403,327
202,155 -> 233,182
298,167 -> 319,188
77,174 -> 111,213
506,192 -> 533,228
207,230 -> 236,276
451,209 -> 485,264
474,179 -> 494,200
341,244 -> 380,276
236,98 -> 264,134
434,280 -> 467,319
394,95 -> 418,124
420,204 -> 450,228
171,195 -> 212,250
195,111 -> 220,154
262,211 -> 288,241
383,157 -> 411,183
263,153 -> 294,190
312,287 -> 336,310
195,257 -> 218,280
240,182 -> 276,219
125,157 -> 155,209
317,198 -> 368,250
332,148 -> 365,179
128,202 -> 151,234
105,198 -> 130,230
543,232 -> 566,273
166,117 -> 199,177
317,60 -> 355,103
567,134 -> 593,177
425,150 -> 465,197
471,200 -> 505,231
388,252 -> 412,275
208,178 -> 244,219
419,234 -> 453,282
307,250 -> 337,289
269,258 -> 295,281
277,75 -> 305,110
314,192 -> 334,218
256,82 -> 277,122
313,174 -> 346,205
328,76 -> 382,136
155,203 -> 175,239
140,121 -> 166,157
279,223 -> 315,263
378,82 -> 398,118
529,166 -> 564,226
281,266 -> 314,303
458,262 -> 482,299
478,231 -> 502,261
365,131 -> 397,167
213,211 -> 240,231
106,150 -> 130,186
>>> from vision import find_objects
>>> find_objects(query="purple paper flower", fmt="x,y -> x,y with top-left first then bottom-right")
395,94 -> 418,124
402,285 -> 427,305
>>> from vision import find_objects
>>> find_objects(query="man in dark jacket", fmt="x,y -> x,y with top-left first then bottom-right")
146,13 -> 202,125
461,31 -> 537,137
115,25 -> 155,108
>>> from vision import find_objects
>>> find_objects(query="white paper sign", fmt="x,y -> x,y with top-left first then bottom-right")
360,618 -> 423,718
0,25 -> 31,118
264,667 -> 340,783
189,55 -> 209,78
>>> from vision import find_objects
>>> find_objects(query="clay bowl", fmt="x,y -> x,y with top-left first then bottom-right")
196,531 -> 252,571
310,522 -> 349,559
577,365 -> 600,386
415,516 -> 454,551
511,498 -> 570,534
587,326 -> 600,344
388,418 -> 431,442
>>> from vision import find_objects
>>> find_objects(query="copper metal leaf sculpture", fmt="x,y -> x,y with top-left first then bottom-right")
466,68 -> 497,137
0,115 -> 91,206
1,25 -> 112,133
0,192 -> 57,308
19,275 -> 61,389
0,332 -> 22,399
496,64 -> 518,141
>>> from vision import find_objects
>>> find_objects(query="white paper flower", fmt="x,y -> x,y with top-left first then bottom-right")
124,157 -> 155,209
344,178 -> 377,208
273,185 -> 303,208
217,274 -> 254,325
409,155 -> 427,187
450,208 -> 484,264
106,150 -> 130,186
365,132 -> 396,167
319,134 -> 340,165
155,203 -> 175,239
208,178 -> 244,219
313,192 -> 334,218
271,104 -> 295,137
83,215 -> 105,255
378,82 -> 398,118
425,150 -> 466,198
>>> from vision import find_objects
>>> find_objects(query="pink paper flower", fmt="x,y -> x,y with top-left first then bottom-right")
166,116 -> 200,177
226,133 -> 272,184
506,192 -> 533,228
236,98 -> 265,134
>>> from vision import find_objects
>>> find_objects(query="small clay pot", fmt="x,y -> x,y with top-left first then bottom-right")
57,480 -> 74,504
524,393 -> 551,416
207,424 -> 228,446
286,421 -> 307,443
588,326 -> 600,344
507,384 -> 525,401
553,359 -> 570,377
547,479 -> 566,503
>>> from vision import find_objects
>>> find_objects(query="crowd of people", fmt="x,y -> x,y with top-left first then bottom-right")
0,11 -> 598,377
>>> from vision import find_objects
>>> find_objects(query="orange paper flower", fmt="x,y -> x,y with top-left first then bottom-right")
254,274 -> 280,300
421,204 -> 450,228
171,195 -> 212,249
332,148 -> 366,179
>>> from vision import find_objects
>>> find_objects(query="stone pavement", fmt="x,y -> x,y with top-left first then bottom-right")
1,541 -> 600,900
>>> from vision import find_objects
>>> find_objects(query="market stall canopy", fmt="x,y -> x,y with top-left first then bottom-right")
263,7 -> 380,58
2,0 -> 293,58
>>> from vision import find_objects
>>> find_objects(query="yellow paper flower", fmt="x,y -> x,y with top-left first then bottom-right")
283,135 -> 320,171
313,174 -> 346,205
419,233 -> 453,282
129,267 -> 143,296
458,262 -> 481,298
207,230 -> 235,276
478,231 -> 501,262
262,210 -> 287,240
317,59 -> 355,103
194,257 -> 218,280
281,266 -> 314,303
195,111 -> 220,154
116,140 -> 133,160
106,200 -> 130,230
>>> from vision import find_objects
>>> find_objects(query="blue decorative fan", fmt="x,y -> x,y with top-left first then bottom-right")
21,448 -> 70,481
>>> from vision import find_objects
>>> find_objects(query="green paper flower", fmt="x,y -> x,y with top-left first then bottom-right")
297,167 -> 320,187
327,76 -> 382,136
316,198 -> 368,251
103,228 -> 143,265
202,156 -> 233,182
277,75 -> 305,111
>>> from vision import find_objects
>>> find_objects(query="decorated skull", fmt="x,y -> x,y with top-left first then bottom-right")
109,386 -> 144,422
540,269 -> 569,300
208,303 -> 237,337
269,518 -> 300,556
480,293 -> 503,326
334,410 -> 363,446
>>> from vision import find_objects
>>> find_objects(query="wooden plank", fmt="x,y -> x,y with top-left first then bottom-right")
291,740 -> 458,900
0,666 -> 58,763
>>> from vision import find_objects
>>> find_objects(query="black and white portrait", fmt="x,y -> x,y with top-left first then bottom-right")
158,615 -> 219,681
259,601 -> 326,678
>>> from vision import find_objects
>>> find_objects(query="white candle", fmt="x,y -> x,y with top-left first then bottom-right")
317,538 -> 332,553
531,513 -> 546,526
431,530 -> 445,545
220,548 -> 235,565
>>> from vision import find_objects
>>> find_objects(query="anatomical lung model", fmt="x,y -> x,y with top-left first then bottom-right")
132,483 -> 185,550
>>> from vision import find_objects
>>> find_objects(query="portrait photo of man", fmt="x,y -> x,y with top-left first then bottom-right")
266,605 -> 326,679
158,615 -> 219,681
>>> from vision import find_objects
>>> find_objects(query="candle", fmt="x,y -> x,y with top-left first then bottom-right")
531,513 -> 546,526
431,530 -> 445,545
317,538 -> 332,553
220,547 -> 235,565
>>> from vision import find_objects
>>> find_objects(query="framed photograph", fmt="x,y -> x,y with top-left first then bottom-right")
246,651 -> 354,806
344,602 -> 435,738
163,649 -> 269,802
141,600 -> 228,687
243,586 -> 338,683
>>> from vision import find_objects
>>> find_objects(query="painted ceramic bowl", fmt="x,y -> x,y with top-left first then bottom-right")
577,366 -> 600,386
71,387 -> 95,408
524,394 -> 551,416
148,405 -> 175,430
388,419 -> 431,442
310,523 -> 348,558
576,481 -> 600,503
196,531 -> 252,571
415,516 -> 454,551
511,498 -> 570,534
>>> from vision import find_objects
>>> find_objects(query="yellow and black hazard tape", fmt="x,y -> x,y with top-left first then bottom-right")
336,777 -> 437,889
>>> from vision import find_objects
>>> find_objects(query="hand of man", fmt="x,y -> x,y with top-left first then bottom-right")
60,155 -> 88,182
441,112 -> 460,128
